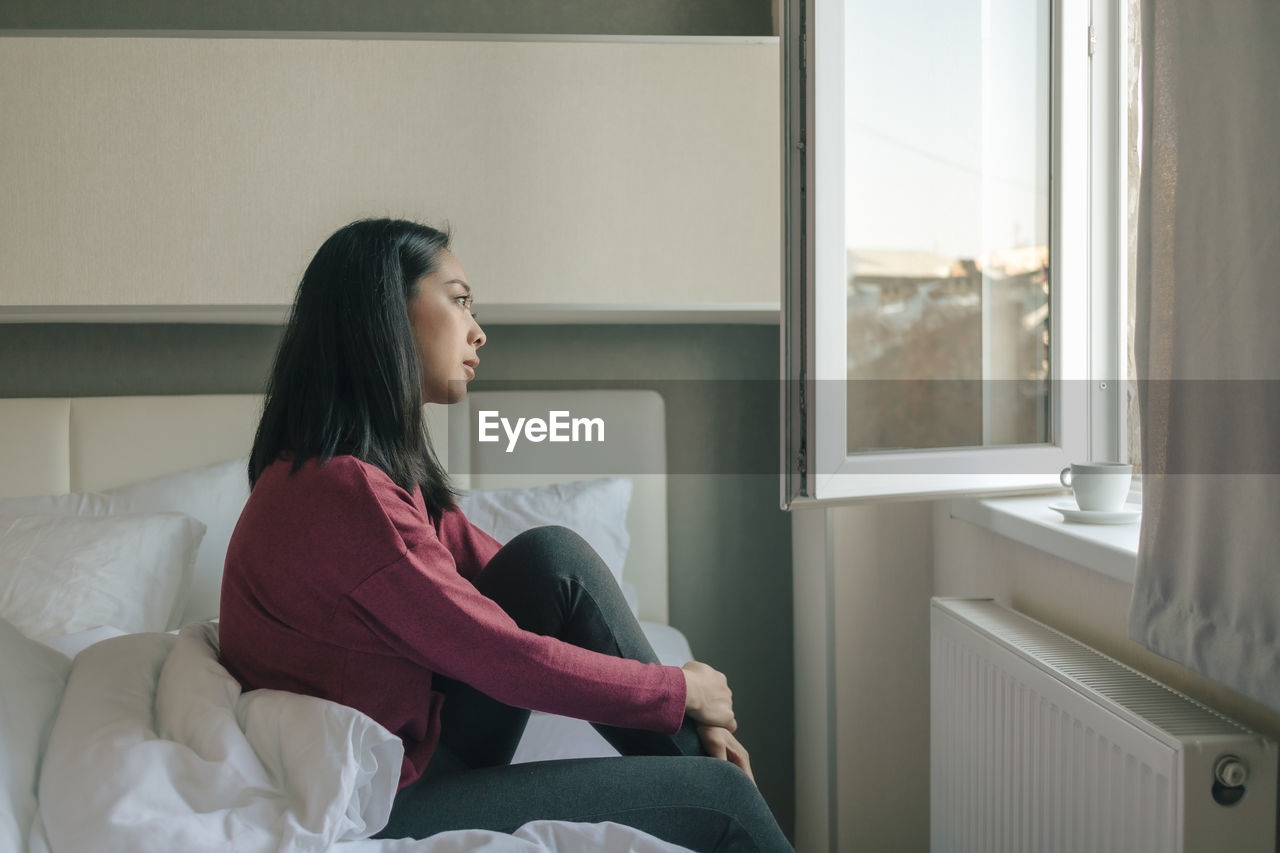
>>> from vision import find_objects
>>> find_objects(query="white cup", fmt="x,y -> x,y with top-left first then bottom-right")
1059,462 -> 1133,512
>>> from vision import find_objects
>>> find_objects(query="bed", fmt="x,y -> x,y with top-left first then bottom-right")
0,390 -> 695,853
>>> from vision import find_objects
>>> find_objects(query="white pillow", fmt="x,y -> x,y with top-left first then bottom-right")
456,477 -> 634,586
0,513 -> 204,642
0,492 -> 110,516
0,615 -> 71,853
101,457 -> 250,626
0,456 -> 250,629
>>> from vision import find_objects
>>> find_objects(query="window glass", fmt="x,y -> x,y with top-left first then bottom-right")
844,0 -> 1052,454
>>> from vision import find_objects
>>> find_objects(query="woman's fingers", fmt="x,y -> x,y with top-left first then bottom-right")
696,724 -> 727,760
696,725 -> 756,787
726,734 -> 755,785
681,661 -> 736,730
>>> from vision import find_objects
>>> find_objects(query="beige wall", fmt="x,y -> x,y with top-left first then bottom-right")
0,36 -> 778,311
831,501 -> 934,853
794,501 -> 934,853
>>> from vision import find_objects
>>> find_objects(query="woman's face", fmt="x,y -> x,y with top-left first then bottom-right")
407,250 -> 486,405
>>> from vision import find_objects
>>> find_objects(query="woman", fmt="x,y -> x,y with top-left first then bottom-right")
219,219 -> 792,852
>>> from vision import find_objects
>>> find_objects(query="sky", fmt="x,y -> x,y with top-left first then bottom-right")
844,0 -> 1050,261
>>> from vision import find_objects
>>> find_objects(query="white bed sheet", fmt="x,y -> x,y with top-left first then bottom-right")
28,622 -> 695,853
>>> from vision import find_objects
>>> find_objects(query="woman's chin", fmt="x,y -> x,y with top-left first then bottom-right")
422,381 -> 468,406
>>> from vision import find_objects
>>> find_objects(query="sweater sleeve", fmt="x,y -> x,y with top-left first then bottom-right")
439,508 -> 501,583
345,534 -> 687,735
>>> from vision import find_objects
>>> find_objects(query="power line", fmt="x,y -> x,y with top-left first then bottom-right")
848,120 -> 1047,195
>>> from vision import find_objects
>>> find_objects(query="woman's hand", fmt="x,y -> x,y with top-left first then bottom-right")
681,660 -> 735,730
697,725 -> 756,785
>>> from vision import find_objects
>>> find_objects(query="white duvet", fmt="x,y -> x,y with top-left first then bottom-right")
31,623 -> 692,853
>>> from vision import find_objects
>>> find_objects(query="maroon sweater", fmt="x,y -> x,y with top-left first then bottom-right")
219,455 -> 686,789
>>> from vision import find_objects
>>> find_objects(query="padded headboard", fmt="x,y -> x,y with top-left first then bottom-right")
0,391 -> 668,622
0,395 -> 265,495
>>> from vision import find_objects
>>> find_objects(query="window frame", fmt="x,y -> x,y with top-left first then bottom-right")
782,0 -> 1127,507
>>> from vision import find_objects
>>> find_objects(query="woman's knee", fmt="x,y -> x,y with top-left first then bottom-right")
684,756 -> 758,800
506,524 -> 584,551
501,525 -> 613,585
674,759 -> 789,851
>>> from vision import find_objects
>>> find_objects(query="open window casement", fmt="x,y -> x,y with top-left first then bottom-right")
782,0 -> 1126,507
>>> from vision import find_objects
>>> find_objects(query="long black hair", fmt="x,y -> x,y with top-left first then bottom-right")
249,218 -> 457,516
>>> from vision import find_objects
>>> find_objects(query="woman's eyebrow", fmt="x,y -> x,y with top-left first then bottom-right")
444,278 -> 471,295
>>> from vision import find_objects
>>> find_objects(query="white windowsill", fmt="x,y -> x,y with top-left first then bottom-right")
948,492 -> 1140,585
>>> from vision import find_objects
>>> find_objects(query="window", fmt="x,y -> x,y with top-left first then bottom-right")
782,0 -> 1127,505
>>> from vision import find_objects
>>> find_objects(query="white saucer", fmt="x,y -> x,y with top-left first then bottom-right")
1050,502 -> 1141,525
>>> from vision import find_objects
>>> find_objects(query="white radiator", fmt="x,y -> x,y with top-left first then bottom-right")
931,598 -> 1277,853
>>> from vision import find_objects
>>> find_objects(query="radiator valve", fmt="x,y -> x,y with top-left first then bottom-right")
1214,755 -> 1248,788
1212,755 -> 1250,806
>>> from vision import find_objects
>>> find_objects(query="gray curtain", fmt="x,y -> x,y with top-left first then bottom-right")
1127,0 -> 1280,711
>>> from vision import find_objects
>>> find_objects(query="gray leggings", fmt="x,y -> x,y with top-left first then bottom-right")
375,525 -> 793,853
